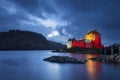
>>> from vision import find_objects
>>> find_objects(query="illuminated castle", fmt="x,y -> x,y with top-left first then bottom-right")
67,30 -> 104,49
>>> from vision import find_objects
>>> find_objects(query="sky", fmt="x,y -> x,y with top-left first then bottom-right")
0,0 -> 120,46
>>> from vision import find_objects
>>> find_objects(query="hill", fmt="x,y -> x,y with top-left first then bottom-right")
0,30 -> 66,50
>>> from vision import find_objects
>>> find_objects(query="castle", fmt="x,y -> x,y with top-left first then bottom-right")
67,30 -> 104,49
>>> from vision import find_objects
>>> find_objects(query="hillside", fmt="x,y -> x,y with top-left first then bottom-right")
0,30 -> 66,50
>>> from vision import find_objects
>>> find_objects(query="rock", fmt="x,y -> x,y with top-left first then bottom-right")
43,56 -> 87,64
91,53 -> 120,64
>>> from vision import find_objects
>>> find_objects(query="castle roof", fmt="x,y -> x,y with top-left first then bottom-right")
68,38 -> 76,41
87,29 -> 100,34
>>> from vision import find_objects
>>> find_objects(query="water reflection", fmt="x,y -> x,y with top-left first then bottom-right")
86,54 -> 102,80
70,53 -> 102,80
0,51 -> 120,80
45,63 -> 61,80
69,53 -> 86,59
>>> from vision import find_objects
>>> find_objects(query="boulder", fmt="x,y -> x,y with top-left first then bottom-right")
43,56 -> 87,64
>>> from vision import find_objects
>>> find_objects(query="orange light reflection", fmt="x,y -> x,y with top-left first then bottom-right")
86,54 -> 102,80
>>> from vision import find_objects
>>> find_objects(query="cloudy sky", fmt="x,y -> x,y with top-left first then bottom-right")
0,0 -> 120,46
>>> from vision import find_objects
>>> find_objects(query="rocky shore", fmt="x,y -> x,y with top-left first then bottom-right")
43,56 -> 87,64
90,53 -> 120,64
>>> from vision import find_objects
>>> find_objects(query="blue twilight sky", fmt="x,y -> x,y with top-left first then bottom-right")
0,0 -> 120,46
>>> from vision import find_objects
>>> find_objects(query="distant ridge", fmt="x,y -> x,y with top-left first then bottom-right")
0,30 -> 66,50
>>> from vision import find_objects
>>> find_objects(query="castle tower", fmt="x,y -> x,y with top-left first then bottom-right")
85,30 -> 100,41
85,30 -> 102,48
67,39 -> 76,49
67,39 -> 72,49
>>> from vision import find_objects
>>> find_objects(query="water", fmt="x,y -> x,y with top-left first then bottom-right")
0,50 -> 120,80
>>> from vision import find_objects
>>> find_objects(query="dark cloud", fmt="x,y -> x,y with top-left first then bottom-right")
11,0 -> 57,17
0,0 -> 119,45
53,0 -> 120,44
